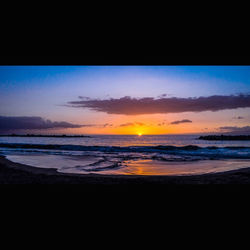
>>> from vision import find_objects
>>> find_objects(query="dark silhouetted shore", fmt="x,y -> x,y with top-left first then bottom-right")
198,135 -> 250,140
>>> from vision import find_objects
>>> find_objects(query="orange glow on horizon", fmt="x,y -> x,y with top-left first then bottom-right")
63,124 -> 207,135
52,113 -> 223,135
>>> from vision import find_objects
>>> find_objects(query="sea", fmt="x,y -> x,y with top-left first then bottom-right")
1,134 -> 250,176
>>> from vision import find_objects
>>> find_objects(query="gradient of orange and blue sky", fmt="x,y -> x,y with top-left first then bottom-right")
1,66 -> 250,135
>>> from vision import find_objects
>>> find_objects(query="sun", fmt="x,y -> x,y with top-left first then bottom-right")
138,132 -> 142,136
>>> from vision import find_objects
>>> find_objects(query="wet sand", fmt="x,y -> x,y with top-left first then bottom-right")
1,155 -> 250,184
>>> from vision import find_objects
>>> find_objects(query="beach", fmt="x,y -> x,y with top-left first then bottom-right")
1,155 -> 250,184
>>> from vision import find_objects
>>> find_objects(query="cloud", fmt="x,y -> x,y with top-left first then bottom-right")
157,122 -> 166,126
102,123 -> 113,128
67,94 -> 250,115
170,119 -> 192,125
157,93 -> 172,98
0,116 -> 84,131
78,96 -> 91,100
119,123 -> 134,127
135,122 -> 145,126
219,126 -> 250,134
119,122 -> 145,127
233,116 -> 244,119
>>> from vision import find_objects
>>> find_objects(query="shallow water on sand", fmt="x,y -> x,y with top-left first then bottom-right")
5,153 -> 250,176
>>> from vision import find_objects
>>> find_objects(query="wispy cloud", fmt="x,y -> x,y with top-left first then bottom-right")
219,126 -> 250,134
67,94 -> 250,115
157,122 -> 166,126
233,116 -> 244,119
119,123 -> 134,127
170,119 -> 192,125
119,122 -> 145,127
102,123 -> 113,128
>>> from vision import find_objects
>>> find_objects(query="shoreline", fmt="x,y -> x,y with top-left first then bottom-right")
1,155 -> 250,184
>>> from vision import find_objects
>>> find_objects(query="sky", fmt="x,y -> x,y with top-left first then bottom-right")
1,65 -> 250,135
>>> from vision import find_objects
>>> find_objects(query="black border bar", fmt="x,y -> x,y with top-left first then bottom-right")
1,56 -> 250,65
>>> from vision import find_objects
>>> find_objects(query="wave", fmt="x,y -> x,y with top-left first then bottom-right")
0,143 -> 250,151
75,162 -> 122,172
1,143 -> 250,162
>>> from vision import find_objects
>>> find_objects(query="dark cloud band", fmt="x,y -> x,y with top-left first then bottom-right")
67,94 -> 250,115
0,116 -> 83,131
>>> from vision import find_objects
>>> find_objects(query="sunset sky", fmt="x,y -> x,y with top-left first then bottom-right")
1,66 -> 250,135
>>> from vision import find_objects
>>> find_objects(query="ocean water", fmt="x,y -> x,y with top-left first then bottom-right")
1,134 -> 250,175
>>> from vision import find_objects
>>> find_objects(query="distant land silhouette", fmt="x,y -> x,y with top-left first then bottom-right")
198,135 -> 250,141
0,134 -> 91,138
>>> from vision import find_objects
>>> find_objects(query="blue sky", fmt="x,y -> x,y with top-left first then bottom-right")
1,66 -> 250,97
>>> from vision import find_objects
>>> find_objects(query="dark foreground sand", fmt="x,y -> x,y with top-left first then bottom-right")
1,155 -> 250,184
